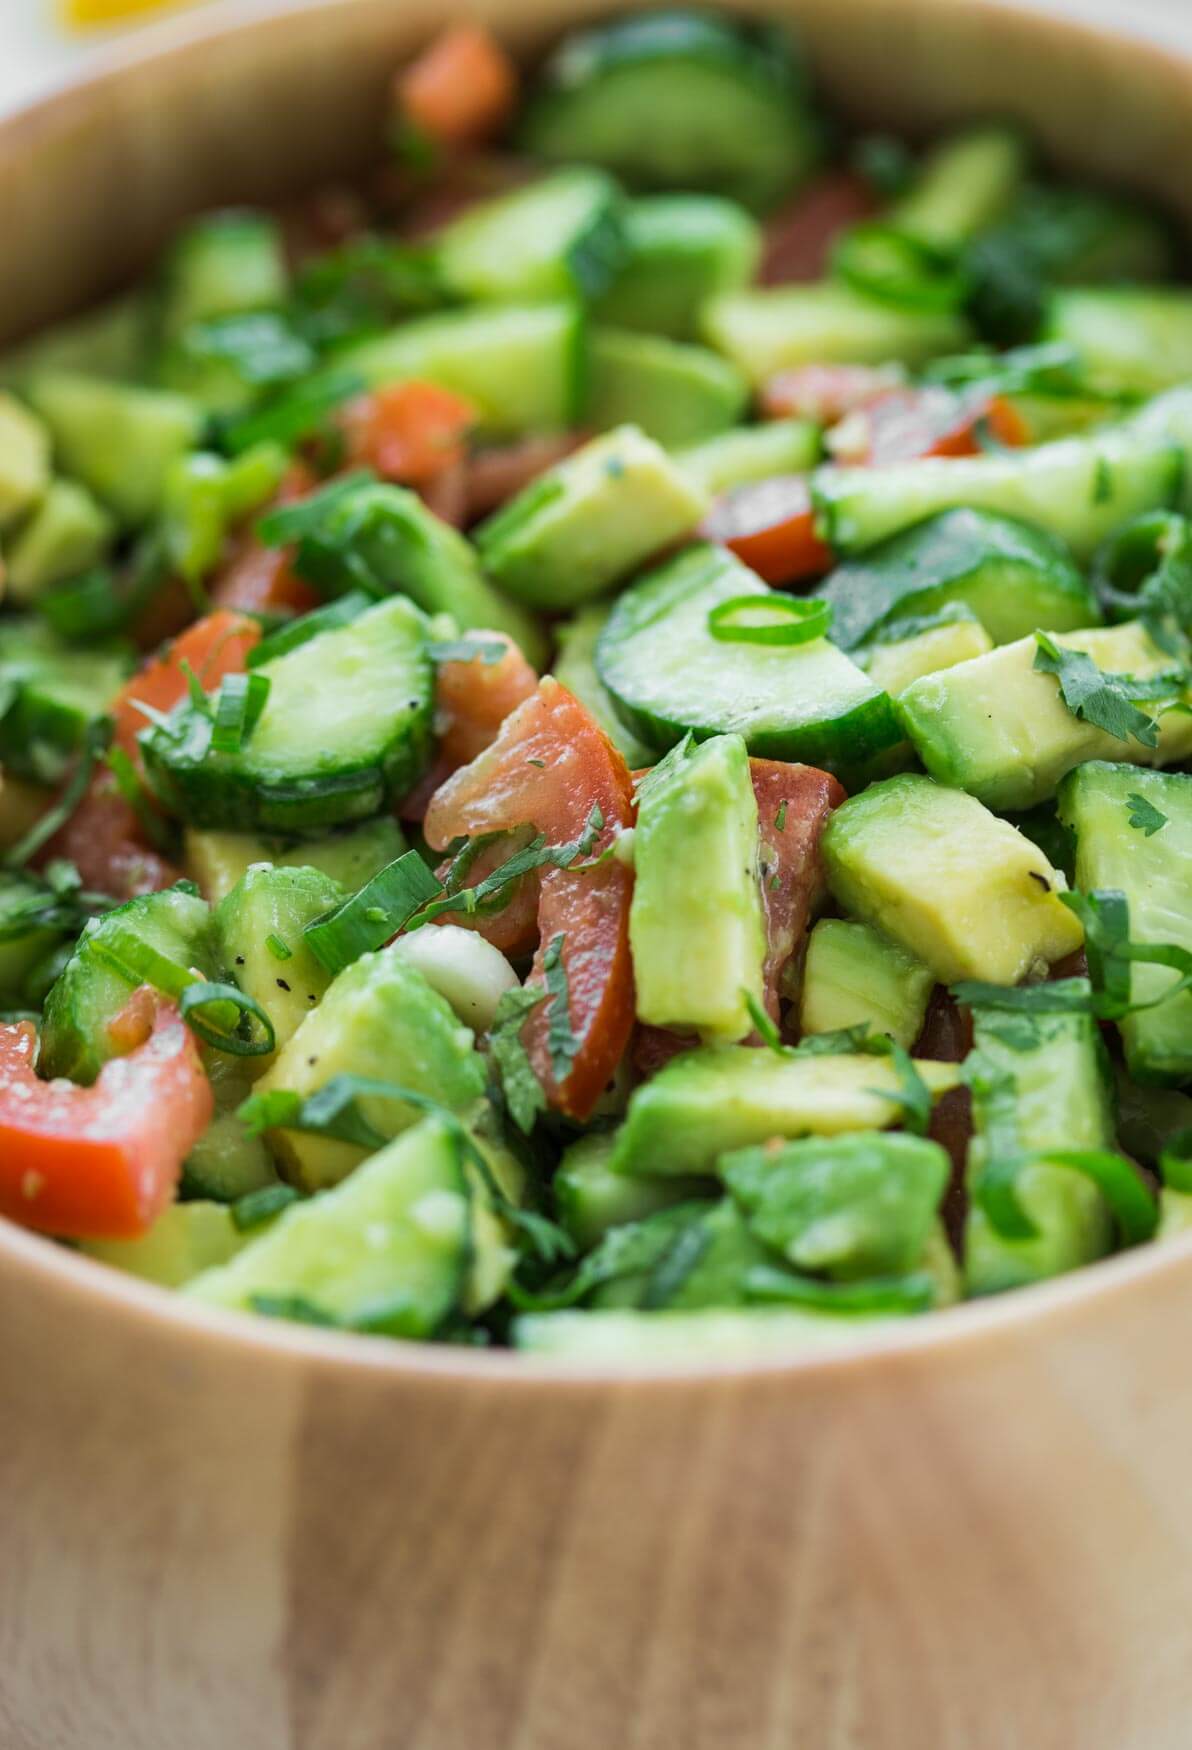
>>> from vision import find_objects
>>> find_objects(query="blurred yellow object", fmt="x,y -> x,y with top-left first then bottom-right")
62,0 -> 196,27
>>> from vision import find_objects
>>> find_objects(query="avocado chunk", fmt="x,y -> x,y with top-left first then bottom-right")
1058,762 -> 1192,1085
81,1200 -> 249,1289
185,817 -> 408,906
799,917 -> 933,1048
551,604 -> 656,768
676,416 -> 820,496
5,478 -> 115,599
0,391 -> 51,528
822,774 -> 1083,985
701,283 -> 970,385
25,372 -> 203,528
964,990 -> 1117,1295
215,864 -> 345,1073
722,1131 -> 950,1279
0,293 -> 148,389
586,327 -> 748,446
476,422 -> 708,610
254,949 -> 486,1191
858,606 -> 994,697
596,194 -> 760,339
0,618 -> 132,784
555,1130 -> 714,1250
186,1115 -> 472,1337
630,733 -> 766,1041
897,620 -> 1192,811
609,1043 -> 960,1178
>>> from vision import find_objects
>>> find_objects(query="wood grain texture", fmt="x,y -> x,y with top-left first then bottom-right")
3,4 -> 1192,1746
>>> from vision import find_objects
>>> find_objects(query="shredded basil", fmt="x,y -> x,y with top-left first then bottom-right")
542,934 -> 580,1085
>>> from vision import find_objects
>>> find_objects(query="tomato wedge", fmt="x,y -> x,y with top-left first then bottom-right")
0,1000 -> 213,1239
435,631 -> 538,769
701,474 -> 834,585
395,22 -> 518,149
425,678 -> 635,1120
212,462 -> 321,618
112,610 -> 261,767
759,171 -> 877,284
761,362 -> 903,424
41,770 -> 179,901
751,759 -> 847,1018
339,381 -> 477,486
836,386 -> 1031,465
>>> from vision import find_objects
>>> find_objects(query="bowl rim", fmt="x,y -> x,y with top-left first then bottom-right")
3,0 -> 1192,1390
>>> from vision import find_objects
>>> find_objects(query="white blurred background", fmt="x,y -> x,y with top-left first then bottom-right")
1,0 -> 1191,112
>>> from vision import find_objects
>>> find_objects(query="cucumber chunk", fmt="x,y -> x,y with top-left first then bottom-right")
1059,763 -> 1192,1086
701,284 -> 969,386
24,372 -> 204,528
1043,289 -> 1192,397
142,595 -> 433,834
964,990 -> 1117,1295
586,326 -> 747,445
814,420 -> 1182,561
676,417 -> 820,496
185,817 -> 407,906
596,194 -> 760,338
185,1116 -> 471,1339
82,1200 -> 249,1289
555,1131 -> 713,1251
817,507 -> 1098,650
858,606 -> 993,696
822,773 -> 1083,985
337,302 -> 585,436
0,618 -> 131,783
215,864 -> 344,1072
435,168 -> 626,304
521,11 -> 820,211
514,1305 -> 899,1363
595,543 -> 903,786
156,210 -> 289,344
897,620 -> 1192,811
551,604 -> 656,768
630,734 -> 766,1041
5,478 -> 115,600
610,1044 -> 959,1179
253,949 -> 485,1191
0,391 -> 51,527
799,918 -> 933,1049
40,886 -> 215,1084
475,423 -> 707,610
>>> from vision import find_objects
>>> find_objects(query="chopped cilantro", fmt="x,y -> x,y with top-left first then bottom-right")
1033,631 -> 1182,750
1126,792 -> 1168,836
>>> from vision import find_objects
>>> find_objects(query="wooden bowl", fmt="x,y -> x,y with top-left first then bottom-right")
3,6 -> 1192,1746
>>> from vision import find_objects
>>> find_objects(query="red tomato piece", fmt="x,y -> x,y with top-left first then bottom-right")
211,461 -> 322,619
111,610 -> 261,767
40,770 -> 179,902
839,386 -> 1031,466
759,171 -> 877,284
700,474 -> 834,585
339,381 -> 477,487
913,988 -> 974,1248
761,362 -> 903,425
425,678 -> 635,1120
419,458 -> 470,529
0,1000 -> 213,1239
395,23 -> 518,149
435,631 -> 539,769
751,759 -> 847,1018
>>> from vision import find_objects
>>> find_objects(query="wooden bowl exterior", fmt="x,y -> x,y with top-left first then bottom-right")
3,5 -> 1192,1745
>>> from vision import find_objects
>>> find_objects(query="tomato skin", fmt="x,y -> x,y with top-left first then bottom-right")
212,462 -> 321,618
112,610 -> 261,766
751,759 -> 846,1018
425,679 -> 635,1120
0,1001 -> 213,1239
41,771 -> 179,901
700,474 -> 834,584
839,386 -> 1030,466
339,382 -> 477,486
761,362 -> 902,424
396,23 -> 519,149
759,172 -> 877,284
435,632 -> 538,769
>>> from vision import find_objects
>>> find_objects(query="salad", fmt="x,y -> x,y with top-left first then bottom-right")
0,10 -> 1190,1364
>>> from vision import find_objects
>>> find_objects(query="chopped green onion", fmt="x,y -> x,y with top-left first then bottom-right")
833,222 -> 969,313
179,981 -> 276,1057
743,988 -> 784,1054
707,594 -> 833,647
247,591 -> 373,669
265,933 -> 292,961
210,672 -> 270,754
304,850 -> 444,975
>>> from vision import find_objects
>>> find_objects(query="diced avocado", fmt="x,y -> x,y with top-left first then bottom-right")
722,1131 -> 949,1278
630,1200 -> 773,1311
551,604 -> 655,767
81,1200 -> 249,1289
822,774 -> 1083,985
215,865 -> 344,1073
40,886 -> 215,1084
186,1115 -> 472,1337
609,1043 -> 960,1178
817,507 -> 1098,650
897,621 -> 1192,812
675,416 -> 820,496
799,917 -> 933,1048
701,283 -> 970,386
476,423 -> 707,610
1058,762 -> 1192,1085
254,948 -> 486,1191
596,194 -> 760,338
157,211 -> 289,342
630,734 -> 766,1040
858,607 -> 994,696
5,478 -> 115,599
436,168 -> 626,304
185,817 -> 407,906
0,618 -> 132,783
587,327 -> 748,446
0,293 -> 148,389
0,391 -> 51,528
554,1130 -> 714,1250
964,992 -> 1117,1295
1043,288 -> 1192,397
514,1305 -> 899,1363
25,372 -> 204,528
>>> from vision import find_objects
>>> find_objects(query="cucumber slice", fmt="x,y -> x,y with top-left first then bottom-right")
0,618 -> 131,784
435,168 -> 626,304
142,596 -> 433,834
6,479 -> 116,601
40,886 -> 215,1084
185,1116 -> 471,1338
551,604 -> 655,768
817,507 -> 1099,649
336,302 -> 585,436
0,391 -> 51,527
595,543 -> 904,785
676,417 -> 820,496
522,10 -> 819,210
1043,288 -> 1192,397
596,194 -> 760,338
587,326 -> 747,446
701,284 -> 970,386
814,421 -> 1183,561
